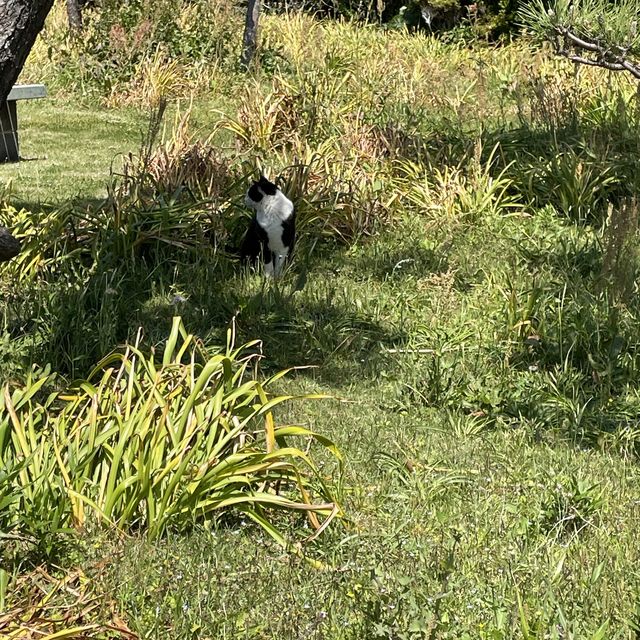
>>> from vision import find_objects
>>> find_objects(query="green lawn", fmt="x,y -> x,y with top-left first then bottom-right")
2,100 -> 141,203
2,98 -> 235,204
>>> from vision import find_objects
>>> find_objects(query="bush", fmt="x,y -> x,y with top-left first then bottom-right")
0,318 -> 340,547
37,0 -> 242,101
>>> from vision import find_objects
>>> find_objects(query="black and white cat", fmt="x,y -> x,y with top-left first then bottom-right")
240,175 -> 296,277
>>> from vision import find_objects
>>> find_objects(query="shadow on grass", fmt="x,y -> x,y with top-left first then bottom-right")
347,243 -> 447,283
4,101 -> 640,395
2,227 -> 408,386
8,196 -> 107,212
132,256 -> 408,385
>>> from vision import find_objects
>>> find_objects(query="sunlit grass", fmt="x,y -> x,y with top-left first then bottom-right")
2,5 -> 640,638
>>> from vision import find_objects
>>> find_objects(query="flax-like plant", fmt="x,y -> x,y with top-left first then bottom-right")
1,204 -> 93,282
0,318 -> 341,546
395,144 -> 521,222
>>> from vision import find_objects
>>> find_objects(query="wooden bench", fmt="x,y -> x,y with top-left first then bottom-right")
0,84 -> 47,163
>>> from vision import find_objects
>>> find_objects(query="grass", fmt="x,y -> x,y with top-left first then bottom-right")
2,4 -> 640,638
1,101 -> 141,203
1,99 -> 233,204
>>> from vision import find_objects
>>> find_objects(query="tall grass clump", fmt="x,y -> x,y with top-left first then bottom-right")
0,318 -> 340,547
25,0 -> 242,102
395,142 -> 522,230
107,106 -> 244,257
502,58 -> 640,224
216,76 -> 397,244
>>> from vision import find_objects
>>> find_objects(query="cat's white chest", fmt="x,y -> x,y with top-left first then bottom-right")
255,194 -> 293,255
257,210 -> 285,252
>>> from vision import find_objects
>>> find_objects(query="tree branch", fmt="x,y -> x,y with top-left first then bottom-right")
622,59 -> 640,80
567,54 -> 624,70
558,26 -> 601,52
552,24 -> 640,80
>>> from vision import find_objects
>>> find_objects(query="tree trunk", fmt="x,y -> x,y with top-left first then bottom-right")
240,0 -> 261,70
66,0 -> 83,33
0,226 -> 20,262
0,0 -> 53,261
0,0 -> 55,105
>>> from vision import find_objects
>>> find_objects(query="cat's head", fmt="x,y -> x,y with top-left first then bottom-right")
245,175 -> 278,209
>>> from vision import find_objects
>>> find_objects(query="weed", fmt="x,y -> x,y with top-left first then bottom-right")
539,473 -> 605,538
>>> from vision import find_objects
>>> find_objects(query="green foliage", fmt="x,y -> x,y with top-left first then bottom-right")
539,473 -> 605,537
0,318 -> 339,547
397,143 -> 522,223
5,9 -> 640,637
521,0 -> 640,54
520,0 -> 640,79
320,0 -> 520,36
27,0 -> 523,109
36,0 -> 242,101
520,148 -> 619,223
106,107 -> 243,257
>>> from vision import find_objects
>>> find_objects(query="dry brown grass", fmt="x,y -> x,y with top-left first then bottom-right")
0,564 -> 136,639
601,198 -> 640,303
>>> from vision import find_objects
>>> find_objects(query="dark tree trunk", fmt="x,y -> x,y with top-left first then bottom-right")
66,0 -> 83,33
0,226 -> 20,262
0,0 -> 55,105
0,0 -> 54,260
240,0 -> 261,70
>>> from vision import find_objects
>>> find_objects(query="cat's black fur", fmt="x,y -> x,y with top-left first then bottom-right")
240,176 -> 295,277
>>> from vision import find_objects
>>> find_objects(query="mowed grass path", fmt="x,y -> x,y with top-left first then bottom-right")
2,97 -> 640,638
2,97 -> 226,204
2,99 -> 141,203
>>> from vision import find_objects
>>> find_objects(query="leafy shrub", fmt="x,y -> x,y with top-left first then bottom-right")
0,318 -> 340,546
36,0 -> 242,101
4,206 -> 88,277
520,148 -> 619,223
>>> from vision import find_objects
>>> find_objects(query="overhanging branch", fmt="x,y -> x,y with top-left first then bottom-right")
551,24 -> 640,80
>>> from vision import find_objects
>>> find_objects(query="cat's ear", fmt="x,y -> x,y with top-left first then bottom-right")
258,175 -> 278,196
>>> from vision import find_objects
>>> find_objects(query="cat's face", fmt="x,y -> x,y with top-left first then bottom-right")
245,176 -> 278,210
